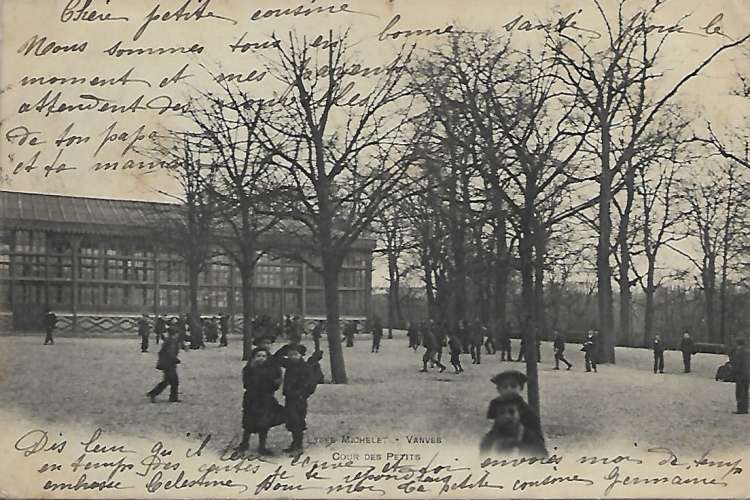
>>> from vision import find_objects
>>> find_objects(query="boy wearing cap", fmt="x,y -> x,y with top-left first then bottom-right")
448,333 -> 464,373
582,332 -> 597,373
480,392 -> 548,457
488,370 -> 544,442
275,344 -> 321,453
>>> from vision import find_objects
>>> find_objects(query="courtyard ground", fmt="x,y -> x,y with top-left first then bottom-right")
0,331 -> 746,457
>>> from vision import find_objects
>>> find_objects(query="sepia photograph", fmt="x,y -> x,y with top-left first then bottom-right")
0,0 -> 748,497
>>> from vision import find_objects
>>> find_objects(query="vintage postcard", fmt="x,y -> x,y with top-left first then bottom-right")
1,0 -> 749,497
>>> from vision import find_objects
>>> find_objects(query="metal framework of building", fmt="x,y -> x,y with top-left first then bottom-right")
0,191 -> 374,335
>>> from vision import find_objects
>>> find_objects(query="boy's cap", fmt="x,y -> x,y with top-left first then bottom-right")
491,370 -> 528,386
487,392 -> 527,418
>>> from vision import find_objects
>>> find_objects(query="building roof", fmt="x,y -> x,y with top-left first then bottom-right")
0,190 -> 376,249
0,190 -> 177,235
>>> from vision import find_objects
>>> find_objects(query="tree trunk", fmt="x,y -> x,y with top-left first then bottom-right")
643,260 -> 656,346
240,264 -> 254,361
533,222 -> 548,341
519,228 -> 540,423
323,260 -> 347,384
703,255 -> 717,343
493,198 -> 509,345
188,264 -> 201,348
598,124 -> 616,363
617,163 -> 635,347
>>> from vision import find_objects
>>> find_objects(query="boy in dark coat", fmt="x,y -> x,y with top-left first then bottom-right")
406,322 -> 418,350
480,392 -> 548,457
419,325 -> 446,373
154,315 -> 166,344
275,344 -> 321,452
44,310 -> 57,345
147,328 -> 181,403
732,338 -> 749,414
239,347 -> 284,454
311,321 -> 323,352
553,331 -> 572,370
653,334 -> 665,374
680,332 -> 696,373
219,314 -> 229,347
371,319 -> 383,353
448,334 -> 464,374
138,314 -> 150,353
470,321 -> 484,364
582,332 -> 597,373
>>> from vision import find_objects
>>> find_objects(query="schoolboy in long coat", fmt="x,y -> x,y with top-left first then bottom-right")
147,328 -> 181,403
138,314 -> 150,353
653,335 -> 665,374
274,344 -> 321,452
553,331 -> 572,370
680,332 -> 696,373
154,315 -> 167,344
448,334 -> 464,374
44,310 -> 57,345
582,332 -> 597,373
239,347 -> 284,454
419,325 -> 446,373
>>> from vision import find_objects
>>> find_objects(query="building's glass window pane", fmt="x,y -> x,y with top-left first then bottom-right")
305,267 -> 323,287
284,267 -> 302,287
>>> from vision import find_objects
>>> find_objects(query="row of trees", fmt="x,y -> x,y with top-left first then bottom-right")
154,2 -> 749,423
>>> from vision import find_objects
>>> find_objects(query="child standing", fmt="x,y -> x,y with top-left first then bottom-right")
582,332 -> 597,373
238,347 -> 284,454
275,344 -> 320,453
653,334 -> 665,374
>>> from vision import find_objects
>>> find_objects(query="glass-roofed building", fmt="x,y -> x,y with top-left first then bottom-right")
0,191 -> 374,335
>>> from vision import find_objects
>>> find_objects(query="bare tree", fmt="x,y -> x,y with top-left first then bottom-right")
255,32 -> 416,383
671,162 -> 749,343
183,81 -> 283,360
149,138 -> 217,349
550,0 -> 750,361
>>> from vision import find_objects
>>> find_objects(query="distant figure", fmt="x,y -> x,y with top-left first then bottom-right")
147,327 -> 181,403
653,335 -> 665,374
238,347 -> 284,455
311,320 -> 323,352
154,315 -> 166,345
207,317 -> 219,343
290,316 -> 303,345
419,322 -> 446,373
484,327 -> 497,355
582,331 -> 597,373
553,331 -> 572,370
448,334 -> 464,374
680,332 -> 696,373
138,314 -> 150,353
219,313 -> 229,347
406,322 -> 419,350
470,321 -> 484,365
371,318 -> 383,353
44,309 -> 57,345
516,337 -> 526,362
499,323 -> 513,361
344,322 -> 355,347
732,338 -> 749,414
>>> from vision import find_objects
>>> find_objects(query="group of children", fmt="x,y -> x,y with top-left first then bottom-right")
239,337 -> 323,455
